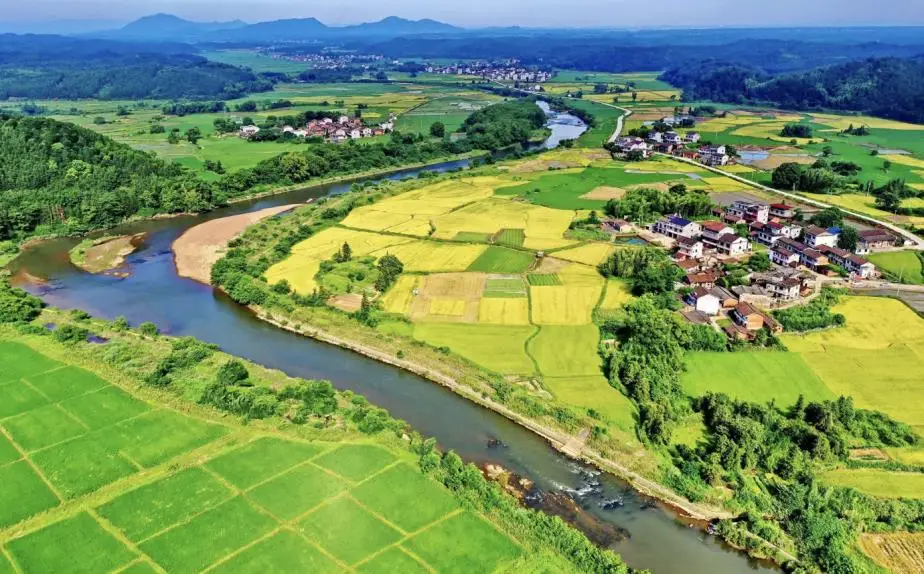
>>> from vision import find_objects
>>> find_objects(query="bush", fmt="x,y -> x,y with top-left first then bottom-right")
138,322 -> 159,337
217,359 -> 250,387
53,324 -> 89,344
0,281 -> 44,323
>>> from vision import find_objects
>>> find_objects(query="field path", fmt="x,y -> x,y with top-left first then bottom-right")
172,204 -> 301,283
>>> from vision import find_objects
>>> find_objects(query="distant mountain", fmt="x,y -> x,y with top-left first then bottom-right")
96,14 -> 247,41
215,18 -> 329,42
341,16 -> 461,35
0,19 -> 123,35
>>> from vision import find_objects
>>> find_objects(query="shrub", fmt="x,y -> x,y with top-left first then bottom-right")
138,322 -> 159,337
53,324 -> 89,344
217,359 -> 250,387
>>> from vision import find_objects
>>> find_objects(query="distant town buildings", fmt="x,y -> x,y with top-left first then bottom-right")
239,113 -> 395,142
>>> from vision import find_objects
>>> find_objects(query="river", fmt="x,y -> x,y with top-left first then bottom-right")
8,113 -> 775,574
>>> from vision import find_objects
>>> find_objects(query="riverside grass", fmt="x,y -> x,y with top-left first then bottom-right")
0,320 -> 572,574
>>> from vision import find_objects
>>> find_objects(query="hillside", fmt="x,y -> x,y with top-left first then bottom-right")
661,57 -> 924,124
0,116 -> 216,239
0,34 -> 274,100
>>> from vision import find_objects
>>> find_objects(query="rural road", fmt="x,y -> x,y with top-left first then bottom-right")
666,154 -> 924,249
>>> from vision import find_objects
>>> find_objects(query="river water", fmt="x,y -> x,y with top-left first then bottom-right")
9,114 -> 774,573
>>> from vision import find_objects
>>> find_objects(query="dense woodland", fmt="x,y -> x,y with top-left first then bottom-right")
0,35 -> 274,100
461,100 -> 547,150
661,57 -> 924,124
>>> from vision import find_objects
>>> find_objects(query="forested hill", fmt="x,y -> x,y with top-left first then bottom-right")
661,57 -> 924,124
0,34 -> 274,100
0,116 -> 217,239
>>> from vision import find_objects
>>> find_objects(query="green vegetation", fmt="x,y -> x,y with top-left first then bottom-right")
499,167 -> 680,210
681,352 -> 834,406
467,246 -> 535,273
868,250 -> 924,284
461,100 -> 547,150
0,303 -> 624,573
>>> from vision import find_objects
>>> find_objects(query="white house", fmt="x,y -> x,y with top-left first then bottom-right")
664,131 -> 683,145
803,226 -> 838,248
712,233 -> 751,256
677,237 -> 705,259
653,215 -> 702,240
700,145 -> 729,167
694,291 -> 721,316
726,200 -> 770,224
239,125 -> 260,137
684,132 -> 701,143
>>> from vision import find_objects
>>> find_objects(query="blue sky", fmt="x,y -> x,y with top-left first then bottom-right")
7,0 -> 924,27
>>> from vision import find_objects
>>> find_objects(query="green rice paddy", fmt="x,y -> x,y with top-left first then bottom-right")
0,336 -> 524,573
466,245 -> 536,273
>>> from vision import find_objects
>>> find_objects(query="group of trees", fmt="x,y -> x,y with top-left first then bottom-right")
0,279 -> 44,323
461,100 -> 547,151
603,185 -> 714,222
779,123 -> 813,139
597,247 -> 683,296
0,116 -> 219,240
661,57 -> 924,124
772,287 -> 847,332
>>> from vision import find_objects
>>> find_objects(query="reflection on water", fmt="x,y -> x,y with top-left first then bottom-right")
9,134 -> 774,574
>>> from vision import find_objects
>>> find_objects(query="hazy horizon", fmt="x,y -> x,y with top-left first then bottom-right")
4,0 -> 924,29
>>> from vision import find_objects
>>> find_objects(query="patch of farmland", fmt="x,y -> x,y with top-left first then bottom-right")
380,275 -> 421,315
453,231 -> 493,243
860,532 -> 924,574
529,325 -> 602,377
543,376 -> 636,431
265,227 -> 413,293
553,243 -> 615,266
820,468 -> 924,499
413,323 -> 536,374
483,276 -> 527,297
681,352 -> 834,407
868,251 -> 924,284
527,274 -> 563,286
600,279 -> 634,311
404,512 -> 522,573
478,298 -> 530,325
370,240 -> 487,273
782,297 -> 924,432
467,246 -> 535,274
494,228 -> 526,247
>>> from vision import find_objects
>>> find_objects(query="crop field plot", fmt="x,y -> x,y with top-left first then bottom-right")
352,463 -> 459,532
860,532 -> 924,574
379,275 -> 421,315
543,376 -> 636,430
530,285 -> 602,325
312,444 -> 396,482
31,435 -> 139,498
529,325 -> 602,377
413,323 -> 536,374
552,243 -> 615,266
466,246 -> 535,273
205,437 -> 323,489
407,273 -> 484,323
820,468 -> 924,499
2,404 -> 88,452
484,276 -> 528,297
404,512 -> 521,572
478,298 -> 530,325
494,228 -> 526,247
868,251 -> 924,284
527,273 -> 563,286
681,352 -> 834,407
0,462 -> 59,529
299,496 -> 403,565
783,297 -> 924,434
357,547 -> 429,573
600,279 -> 634,311
0,342 -> 61,383
214,530 -> 341,573
372,240 -> 487,273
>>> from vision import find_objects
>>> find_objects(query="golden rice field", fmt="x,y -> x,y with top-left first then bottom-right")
859,532 -> 924,574
370,241 -> 486,273
552,243 -> 615,266
478,298 -> 530,325
379,275 -> 420,314
811,113 -> 924,131
730,121 -> 822,145
804,193 -> 924,227
599,279 -> 634,311
882,154 -> 924,169
783,297 -> 924,435
819,468 -> 924,499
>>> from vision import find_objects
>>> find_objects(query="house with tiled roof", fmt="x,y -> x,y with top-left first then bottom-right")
653,215 -> 702,240
803,226 -> 838,248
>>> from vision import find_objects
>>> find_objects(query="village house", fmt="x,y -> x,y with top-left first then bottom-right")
769,203 -> 796,219
684,132 -> 701,143
688,287 -> 721,316
731,302 -> 765,330
676,258 -> 701,274
725,200 -> 770,224
682,310 -> 713,326
752,269 -> 814,300
239,125 -> 260,138
802,226 -> 838,248
603,219 -> 633,234
647,131 -> 664,143
772,238 -> 829,271
664,131 -> 683,146
676,237 -> 705,259
653,215 -> 702,240
733,285 -> 774,308
700,221 -> 735,242
711,233 -> 751,257
770,244 -> 801,267
752,221 -> 802,246
818,246 -> 877,278
855,229 -> 896,254
699,145 -> 729,167
685,269 -> 722,289
614,136 -> 651,158
710,285 -> 739,309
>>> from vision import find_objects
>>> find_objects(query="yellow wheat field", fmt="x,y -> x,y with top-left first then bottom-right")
882,155 -> 924,169
811,113 -> 924,131
478,298 -> 530,325
427,298 -> 468,317
530,286 -> 602,325
600,279 -> 635,310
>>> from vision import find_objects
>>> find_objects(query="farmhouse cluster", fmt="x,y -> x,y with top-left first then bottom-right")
240,114 -> 395,142
632,196 -> 902,341
612,133 -> 737,166
425,60 -> 552,85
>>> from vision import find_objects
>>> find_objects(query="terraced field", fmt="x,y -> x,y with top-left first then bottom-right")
0,338 -> 525,573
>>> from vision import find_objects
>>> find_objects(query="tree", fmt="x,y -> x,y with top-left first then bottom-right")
138,322 -> 159,337
669,183 -> 688,195
874,190 -> 902,213
822,145 -> 833,157
429,121 -> 446,138
631,91 -> 638,102
334,242 -> 352,263
217,359 -> 252,387
185,127 -> 202,144
772,163 -> 803,190
810,207 -> 844,229
837,226 -> 859,251
883,159 -> 892,171
167,129 -> 181,144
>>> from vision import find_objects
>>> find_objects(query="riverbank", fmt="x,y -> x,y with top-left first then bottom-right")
68,233 -> 145,276
173,204 -> 302,283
